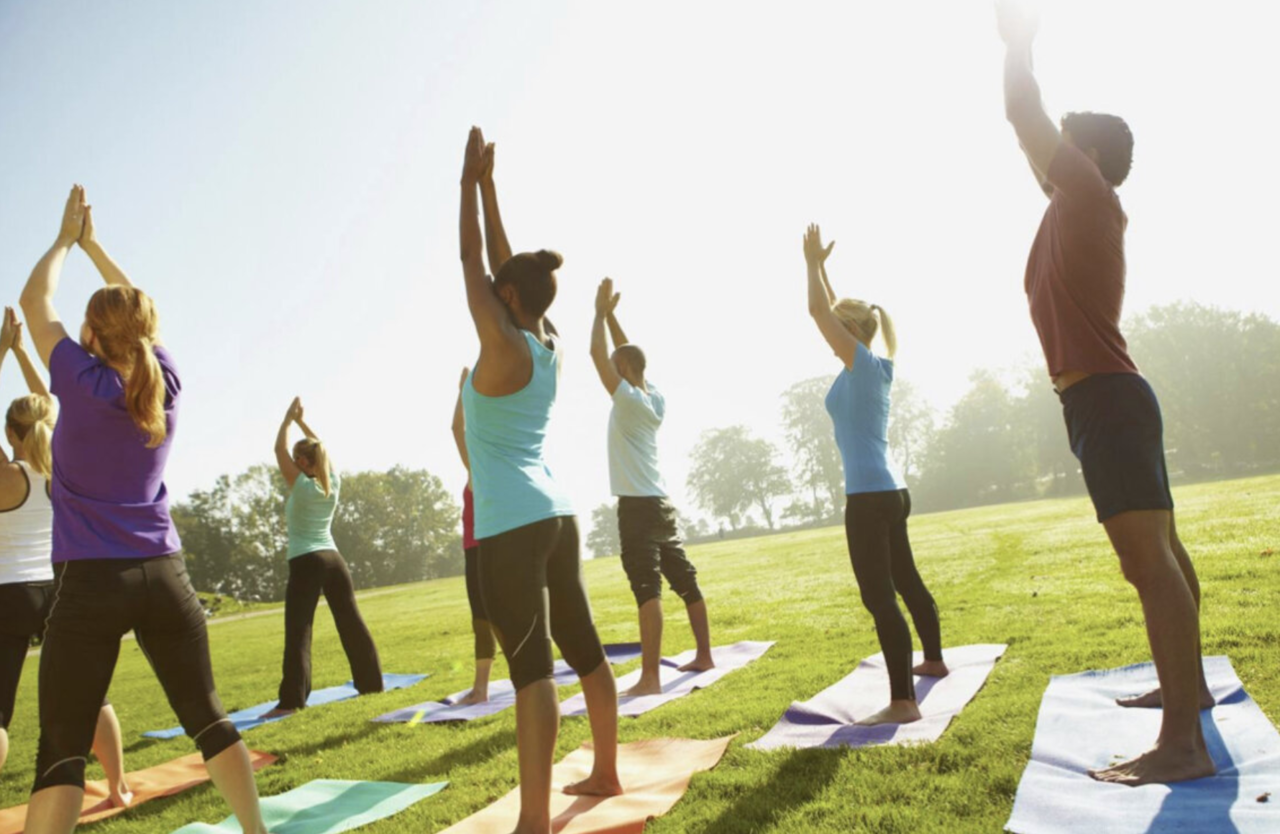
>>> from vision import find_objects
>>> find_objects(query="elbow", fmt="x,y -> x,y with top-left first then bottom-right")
808,301 -> 829,318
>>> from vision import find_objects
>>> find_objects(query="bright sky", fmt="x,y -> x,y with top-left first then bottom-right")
2,1 -> 1278,526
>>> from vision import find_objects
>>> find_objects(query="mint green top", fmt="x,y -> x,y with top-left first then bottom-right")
285,469 -> 340,559
462,331 -> 574,539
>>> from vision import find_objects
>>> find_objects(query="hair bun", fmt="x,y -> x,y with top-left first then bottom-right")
534,250 -> 563,270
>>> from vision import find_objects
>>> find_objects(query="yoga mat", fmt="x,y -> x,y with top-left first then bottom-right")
374,644 -> 642,725
170,779 -> 448,834
0,750 -> 276,834
1005,655 -> 1280,834
747,643 -> 1007,750
439,736 -> 732,833
145,673 -> 427,739
560,641 -> 775,718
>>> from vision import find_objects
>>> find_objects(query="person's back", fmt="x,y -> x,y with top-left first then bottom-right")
0,461 -> 54,585
825,341 -> 906,496
607,379 -> 666,499
285,469 -> 340,558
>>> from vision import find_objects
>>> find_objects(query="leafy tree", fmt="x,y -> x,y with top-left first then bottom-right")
586,503 -> 621,559
780,376 -> 844,521
886,378 -> 937,484
687,426 -> 793,529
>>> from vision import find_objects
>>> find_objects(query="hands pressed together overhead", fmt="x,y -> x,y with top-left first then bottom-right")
995,0 -> 1040,47
803,224 -> 835,267
595,278 -> 621,318
0,307 -> 24,353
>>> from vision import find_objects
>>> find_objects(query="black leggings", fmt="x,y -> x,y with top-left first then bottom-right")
845,490 -> 942,702
463,547 -> 496,661
478,516 -> 605,691
34,554 -> 239,792
0,581 -> 53,730
277,549 -> 383,710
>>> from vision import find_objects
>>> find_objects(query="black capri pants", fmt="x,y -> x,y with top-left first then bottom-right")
33,554 -> 240,792
845,490 -> 942,702
463,547 -> 496,661
1,581 -> 54,731
617,496 -> 703,608
478,515 -> 606,691
277,549 -> 383,710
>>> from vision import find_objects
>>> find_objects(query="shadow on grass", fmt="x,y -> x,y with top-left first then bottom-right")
701,747 -> 843,834
275,720 -> 384,760
381,725 -> 519,782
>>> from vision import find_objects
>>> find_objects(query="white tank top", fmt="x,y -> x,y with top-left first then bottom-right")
0,460 -> 55,585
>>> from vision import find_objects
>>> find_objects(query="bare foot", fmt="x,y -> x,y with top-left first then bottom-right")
623,677 -> 663,697
1116,686 -> 1216,711
260,707 -> 296,719
563,772 -> 624,797
677,656 -> 715,673
107,786 -> 134,809
855,700 -> 923,726
455,689 -> 489,706
1089,743 -> 1216,786
913,660 -> 949,678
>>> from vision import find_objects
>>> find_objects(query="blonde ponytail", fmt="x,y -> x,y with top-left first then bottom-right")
6,395 -> 56,479
84,286 -> 167,448
293,438 -> 332,497
126,338 -> 167,448
872,304 -> 897,360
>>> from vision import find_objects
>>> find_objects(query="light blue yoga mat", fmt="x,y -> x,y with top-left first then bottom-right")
374,643 -> 642,725
170,779 -> 447,834
145,673 -> 427,739
1006,656 -> 1280,833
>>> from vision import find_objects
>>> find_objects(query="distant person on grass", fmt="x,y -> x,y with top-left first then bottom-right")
588,278 -> 714,696
264,396 -> 383,719
997,0 -> 1214,786
802,223 -> 948,727
458,126 -> 621,834
0,308 -> 128,802
451,365 -> 498,705
19,186 -> 269,834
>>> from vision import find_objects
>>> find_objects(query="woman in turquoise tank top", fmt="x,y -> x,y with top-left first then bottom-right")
264,397 -> 383,718
803,223 -> 948,729
458,127 -> 620,830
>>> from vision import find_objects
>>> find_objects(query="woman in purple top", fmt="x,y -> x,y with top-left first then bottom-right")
19,187 -> 268,834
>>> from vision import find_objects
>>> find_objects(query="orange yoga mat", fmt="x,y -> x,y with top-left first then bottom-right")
0,750 -> 277,834
441,736 -> 732,834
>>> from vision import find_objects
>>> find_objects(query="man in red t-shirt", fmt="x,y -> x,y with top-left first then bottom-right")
997,1 -> 1214,786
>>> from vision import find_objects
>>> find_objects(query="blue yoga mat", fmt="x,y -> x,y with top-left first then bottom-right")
1006,656 -> 1280,833
170,779 -> 447,833
145,673 -> 427,739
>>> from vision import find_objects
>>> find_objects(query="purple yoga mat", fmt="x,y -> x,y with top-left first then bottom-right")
373,643 -> 642,725
560,641 -> 775,718
747,643 -> 1007,751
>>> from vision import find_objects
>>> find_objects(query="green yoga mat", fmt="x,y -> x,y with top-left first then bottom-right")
171,779 -> 448,834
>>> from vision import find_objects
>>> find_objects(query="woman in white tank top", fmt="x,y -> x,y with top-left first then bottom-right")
0,308 -> 130,805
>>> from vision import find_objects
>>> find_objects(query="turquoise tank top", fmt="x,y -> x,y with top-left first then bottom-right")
285,469 -> 340,558
463,331 -> 575,539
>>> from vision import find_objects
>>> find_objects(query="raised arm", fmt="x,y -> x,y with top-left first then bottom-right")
478,142 -> 513,276
460,128 -> 518,347
804,224 -> 860,369
19,186 -> 83,368
274,397 -> 303,488
997,0 -> 1061,195
605,309 -> 629,349
452,367 -> 470,472
4,309 -> 50,399
590,278 -> 623,395
78,201 -> 134,287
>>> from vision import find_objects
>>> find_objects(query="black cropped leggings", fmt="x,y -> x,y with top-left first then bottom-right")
845,490 -> 942,702
33,554 -> 240,792
463,547 -> 496,661
1,581 -> 54,731
277,549 -> 383,710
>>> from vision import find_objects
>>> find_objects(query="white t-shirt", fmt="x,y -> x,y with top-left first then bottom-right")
0,461 -> 55,585
608,380 -> 667,498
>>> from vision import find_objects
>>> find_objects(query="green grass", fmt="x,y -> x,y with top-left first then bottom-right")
3,475 -> 1278,832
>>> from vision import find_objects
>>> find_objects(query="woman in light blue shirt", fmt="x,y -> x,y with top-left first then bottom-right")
804,223 -> 947,728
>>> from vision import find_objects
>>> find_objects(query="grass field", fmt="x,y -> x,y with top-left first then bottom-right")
2,475 -> 1278,833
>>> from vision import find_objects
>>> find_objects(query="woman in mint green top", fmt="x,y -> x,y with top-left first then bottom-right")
266,397 -> 382,715
458,127 -> 619,819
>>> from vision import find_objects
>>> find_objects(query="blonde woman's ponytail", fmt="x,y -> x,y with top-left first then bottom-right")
6,395 -> 56,479
84,286 -> 167,448
128,338 -> 167,448
293,438 -> 333,497
871,304 -> 897,360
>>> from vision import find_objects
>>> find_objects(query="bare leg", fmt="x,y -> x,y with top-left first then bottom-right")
677,600 -> 715,673
90,705 -> 132,808
458,657 -> 494,705
564,661 -> 622,797
204,741 -> 269,834
511,678 -> 558,834
0,728 -> 7,775
1090,510 -> 1214,785
1116,513 -> 1214,710
23,786 -> 85,834
624,599 -> 664,697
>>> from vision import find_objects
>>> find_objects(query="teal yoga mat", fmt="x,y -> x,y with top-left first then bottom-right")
171,779 -> 447,834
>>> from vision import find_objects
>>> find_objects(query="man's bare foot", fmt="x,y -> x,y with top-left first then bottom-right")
456,689 -> 489,706
563,772 -> 624,797
1089,743 -> 1216,786
623,677 -> 663,697
913,659 -> 949,677
855,700 -> 923,726
677,655 -> 715,673
1116,686 -> 1216,711
107,785 -> 134,808
260,707 -> 296,719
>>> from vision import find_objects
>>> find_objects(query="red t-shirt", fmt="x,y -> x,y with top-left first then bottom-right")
461,485 -> 478,551
1024,142 -> 1139,378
